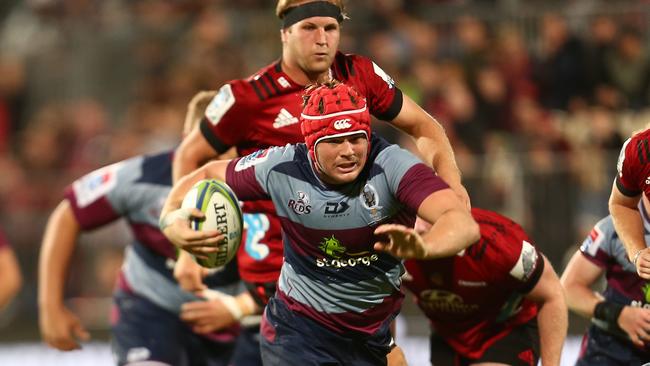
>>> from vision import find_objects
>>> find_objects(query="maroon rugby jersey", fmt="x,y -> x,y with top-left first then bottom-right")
200,51 -> 403,285
403,208 -> 544,360
616,129 -> 650,198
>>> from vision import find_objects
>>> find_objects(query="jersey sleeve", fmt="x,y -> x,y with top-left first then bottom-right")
225,145 -> 295,201
375,144 -> 449,212
615,137 -> 643,197
352,55 -> 404,121
199,81 -> 257,153
579,216 -> 616,268
64,157 -> 141,230
472,210 -> 545,294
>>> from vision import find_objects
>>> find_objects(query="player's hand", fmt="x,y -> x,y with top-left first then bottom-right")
634,248 -> 650,279
39,304 -> 90,351
174,251 -> 208,293
374,224 -> 429,259
181,290 -> 257,334
161,207 -> 224,256
618,306 -> 650,347
387,345 -> 408,366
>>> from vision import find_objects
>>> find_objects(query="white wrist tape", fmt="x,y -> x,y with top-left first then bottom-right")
159,207 -> 193,231
201,289 -> 243,321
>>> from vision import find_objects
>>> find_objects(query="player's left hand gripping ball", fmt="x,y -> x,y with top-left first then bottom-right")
181,179 -> 243,268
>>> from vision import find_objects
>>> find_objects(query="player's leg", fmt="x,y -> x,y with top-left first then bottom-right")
229,320 -> 263,366
429,332 -> 460,366
576,325 -> 646,366
111,290 -> 187,366
467,319 -> 539,366
260,297 -> 393,366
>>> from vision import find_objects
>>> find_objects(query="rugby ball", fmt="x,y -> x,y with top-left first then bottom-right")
181,179 -> 243,268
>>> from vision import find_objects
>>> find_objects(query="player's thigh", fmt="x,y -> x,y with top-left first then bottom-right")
470,320 -> 539,366
111,291 -> 189,366
577,326 -> 648,366
230,324 -> 263,366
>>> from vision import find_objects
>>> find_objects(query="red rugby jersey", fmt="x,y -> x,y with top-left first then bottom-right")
403,208 -> 544,360
200,52 -> 403,285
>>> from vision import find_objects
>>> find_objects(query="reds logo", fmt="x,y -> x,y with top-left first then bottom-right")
333,119 -> 352,130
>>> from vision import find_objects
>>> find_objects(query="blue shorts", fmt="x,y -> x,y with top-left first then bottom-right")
111,290 -> 234,366
577,325 -> 650,366
230,323 -> 262,366
260,297 -> 393,366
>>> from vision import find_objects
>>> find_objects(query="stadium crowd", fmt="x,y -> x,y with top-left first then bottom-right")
0,0 -> 649,346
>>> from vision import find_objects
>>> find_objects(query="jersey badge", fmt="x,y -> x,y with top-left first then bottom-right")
287,190 -> 312,215
360,184 -> 383,220
72,162 -> 122,208
235,149 -> 270,172
206,84 -> 235,125
319,235 -> 347,258
509,240 -> 538,281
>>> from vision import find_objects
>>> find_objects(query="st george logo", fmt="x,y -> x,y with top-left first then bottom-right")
333,118 -> 352,130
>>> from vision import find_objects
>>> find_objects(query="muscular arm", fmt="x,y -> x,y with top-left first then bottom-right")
608,183 -> 648,277
38,200 -> 90,350
391,95 -> 469,207
375,189 -> 479,259
0,245 -> 21,310
559,251 -> 604,318
526,256 -> 567,366
561,250 -> 650,347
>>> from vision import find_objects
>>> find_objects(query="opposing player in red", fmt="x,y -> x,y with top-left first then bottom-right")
610,127 -> 650,279
402,208 -> 567,366
173,0 -> 469,331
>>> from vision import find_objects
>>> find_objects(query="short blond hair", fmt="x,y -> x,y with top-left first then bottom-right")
276,0 -> 346,19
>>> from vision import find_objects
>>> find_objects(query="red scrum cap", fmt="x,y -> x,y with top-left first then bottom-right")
300,81 -> 371,165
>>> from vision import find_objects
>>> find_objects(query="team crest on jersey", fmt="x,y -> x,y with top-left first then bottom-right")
509,240 -> 538,281
360,184 -> 383,221
235,149 -> 270,172
206,84 -> 235,125
72,162 -> 122,208
372,62 -> 395,89
287,191 -> 312,215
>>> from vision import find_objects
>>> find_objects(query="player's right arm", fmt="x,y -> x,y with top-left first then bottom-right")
609,136 -> 649,277
38,200 -> 90,350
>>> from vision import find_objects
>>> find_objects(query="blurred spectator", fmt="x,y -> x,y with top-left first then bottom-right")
0,228 -> 21,310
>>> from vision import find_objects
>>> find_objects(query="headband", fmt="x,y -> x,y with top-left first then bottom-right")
282,1 -> 344,29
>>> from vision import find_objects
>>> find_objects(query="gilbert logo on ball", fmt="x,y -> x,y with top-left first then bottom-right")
181,179 -> 243,268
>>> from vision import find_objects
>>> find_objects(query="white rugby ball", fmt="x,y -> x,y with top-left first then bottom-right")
181,179 -> 243,268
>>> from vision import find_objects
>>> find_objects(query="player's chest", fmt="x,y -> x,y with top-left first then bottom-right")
250,98 -> 304,144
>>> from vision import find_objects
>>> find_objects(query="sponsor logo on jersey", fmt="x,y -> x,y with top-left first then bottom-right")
333,118 -> 352,130
324,201 -> 350,217
509,240 -> 538,281
418,289 -> 478,314
206,84 -> 235,125
288,191 -> 312,215
273,108 -> 299,129
235,149 -> 270,171
315,235 -> 378,268
372,62 -> 395,89
73,162 -> 122,208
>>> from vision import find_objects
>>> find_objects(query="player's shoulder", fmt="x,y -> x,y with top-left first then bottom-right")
234,143 -> 298,173
231,61 -> 296,103
580,215 -> 617,255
